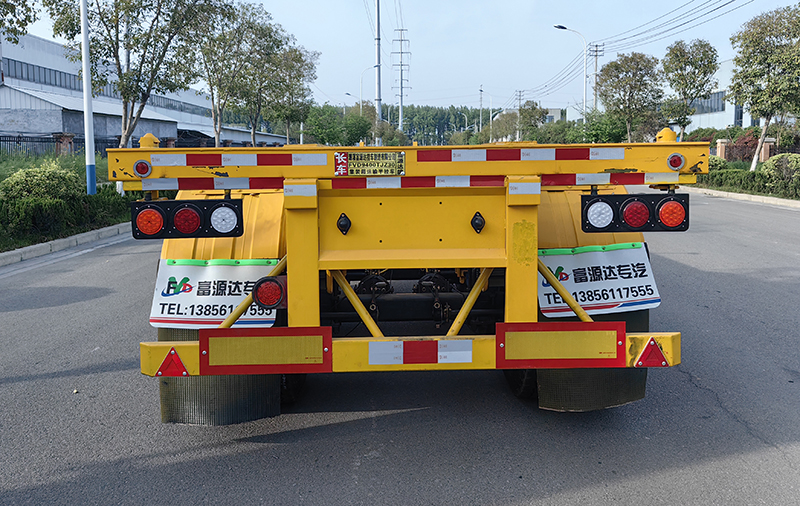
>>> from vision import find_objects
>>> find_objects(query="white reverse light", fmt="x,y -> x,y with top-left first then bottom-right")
587,201 -> 614,229
210,205 -> 238,233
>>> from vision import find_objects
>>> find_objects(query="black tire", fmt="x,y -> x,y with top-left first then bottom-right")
503,369 -> 538,400
280,374 -> 307,405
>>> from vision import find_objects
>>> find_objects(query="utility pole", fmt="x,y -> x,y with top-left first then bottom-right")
516,90 -> 523,141
589,43 -> 605,111
375,0 -> 382,145
479,85 -> 483,132
392,29 -> 410,133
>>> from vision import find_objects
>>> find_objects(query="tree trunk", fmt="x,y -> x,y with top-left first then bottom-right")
626,121 -> 632,143
285,119 -> 290,144
751,115 -> 772,172
679,125 -> 686,142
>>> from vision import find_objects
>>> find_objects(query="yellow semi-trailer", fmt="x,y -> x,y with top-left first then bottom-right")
111,129 -> 706,424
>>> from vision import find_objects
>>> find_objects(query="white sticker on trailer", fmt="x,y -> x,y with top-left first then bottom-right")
150,154 -> 186,166
437,340 -> 473,363
369,341 -> 404,365
537,244 -> 661,317
149,259 -> 276,329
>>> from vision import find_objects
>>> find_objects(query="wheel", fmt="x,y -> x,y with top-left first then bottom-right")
503,369 -> 538,400
280,374 -> 307,405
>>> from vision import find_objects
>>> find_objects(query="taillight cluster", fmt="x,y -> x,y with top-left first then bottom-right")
130,200 -> 244,239
581,193 -> 689,233
252,277 -> 287,309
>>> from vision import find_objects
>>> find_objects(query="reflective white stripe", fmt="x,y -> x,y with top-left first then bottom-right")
436,175 -> 470,187
590,147 -> 625,160
292,153 -> 328,166
283,184 -> 317,197
576,173 -> 611,185
645,172 -> 679,184
437,340 -> 472,363
452,149 -> 486,162
150,154 -> 186,166
222,154 -> 257,166
369,342 -> 403,365
509,182 -> 541,195
521,148 -> 555,161
367,176 -> 401,189
214,178 -> 250,189
141,178 -> 179,190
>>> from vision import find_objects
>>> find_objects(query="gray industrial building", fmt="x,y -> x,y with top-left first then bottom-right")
0,33 -> 285,149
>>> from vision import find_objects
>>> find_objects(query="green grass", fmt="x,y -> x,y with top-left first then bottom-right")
0,153 -> 110,185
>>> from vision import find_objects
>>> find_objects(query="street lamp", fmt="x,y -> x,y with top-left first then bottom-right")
554,24 -> 587,122
358,65 -> 378,117
460,112 -> 468,132
345,92 -> 356,116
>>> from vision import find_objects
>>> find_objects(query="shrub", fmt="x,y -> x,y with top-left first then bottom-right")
708,155 -> 727,171
0,163 -> 82,201
761,153 -> 800,198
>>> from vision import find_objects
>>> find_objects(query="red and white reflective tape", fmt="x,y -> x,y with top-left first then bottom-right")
368,340 -> 473,365
417,147 -> 625,162
541,172 -> 680,186
149,152 -> 327,167
141,177 -> 285,191
331,175 -> 507,190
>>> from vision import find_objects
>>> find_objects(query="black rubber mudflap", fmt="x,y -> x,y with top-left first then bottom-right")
157,328 -> 281,425
536,368 -> 648,412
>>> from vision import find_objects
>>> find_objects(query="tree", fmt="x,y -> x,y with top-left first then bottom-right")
265,44 -> 318,144
729,5 -> 800,170
305,103 -> 343,145
518,100 -> 548,139
343,114 -> 371,146
196,2 -> 271,147
2,0 -> 37,43
45,0 -> 224,148
596,52 -> 663,142
662,39 -> 719,141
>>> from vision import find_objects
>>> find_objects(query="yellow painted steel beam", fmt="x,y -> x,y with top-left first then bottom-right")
537,258 -> 593,323
141,341 -> 199,376
331,270 -> 384,338
218,255 -> 287,329
446,268 -> 493,336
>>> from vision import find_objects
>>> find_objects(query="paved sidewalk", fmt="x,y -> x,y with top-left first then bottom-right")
0,222 -> 132,267
685,186 -> 800,209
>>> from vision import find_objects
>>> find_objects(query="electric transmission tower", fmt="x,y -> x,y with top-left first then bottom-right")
392,29 -> 410,133
589,43 -> 605,110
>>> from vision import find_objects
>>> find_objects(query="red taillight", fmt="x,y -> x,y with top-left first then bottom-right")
658,201 -> 686,228
135,208 -> 164,235
667,153 -> 685,170
134,160 -> 152,177
173,207 -> 201,234
622,201 -> 650,228
253,278 -> 283,309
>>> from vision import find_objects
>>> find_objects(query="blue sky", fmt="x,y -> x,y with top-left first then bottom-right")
29,0 -> 794,111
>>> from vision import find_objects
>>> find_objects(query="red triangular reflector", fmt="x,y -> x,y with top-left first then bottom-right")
635,338 -> 669,367
157,347 -> 189,377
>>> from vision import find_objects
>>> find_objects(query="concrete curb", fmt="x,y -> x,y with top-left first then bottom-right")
684,187 -> 800,209
0,222 -> 132,268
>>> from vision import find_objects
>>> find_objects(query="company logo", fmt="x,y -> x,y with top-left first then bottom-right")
542,266 -> 569,287
162,276 -> 193,296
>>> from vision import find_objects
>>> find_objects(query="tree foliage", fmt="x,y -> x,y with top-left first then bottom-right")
1,0 -> 37,43
729,4 -> 800,170
44,0 -> 225,148
265,44 -> 318,144
662,39 -> 719,140
596,52 -> 664,142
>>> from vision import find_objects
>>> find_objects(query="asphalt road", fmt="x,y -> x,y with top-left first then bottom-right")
1,192 -> 799,505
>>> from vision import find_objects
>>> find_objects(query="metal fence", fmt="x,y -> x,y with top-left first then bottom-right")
0,136 -> 58,156
73,137 -> 123,157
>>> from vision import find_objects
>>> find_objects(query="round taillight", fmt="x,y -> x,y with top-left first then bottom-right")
134,160 -> 152,177
667,153 -> 685,171
622,200 -> 650,228
659,201 -> 686,228
586,200 -> 614,229
253,278 -> 283,309
136,208 -> 164,235
174,207 -> 201,234
210,205 -> 238,234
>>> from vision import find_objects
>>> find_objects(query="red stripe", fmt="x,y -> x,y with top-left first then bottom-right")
556,148 -> 590,161
470,175 -> 505,187
178,178 -> 215,190
332,178 -> 367,189
248,177 -> 284,189
257,153 -> 293,166
486,148 -> 521,161
185,154 -> 221,166
403,340 -> 438,364
417,150 -> 452,162
401,176 -> 436,188
610,173 -> 645,185
542,174 -> 576,186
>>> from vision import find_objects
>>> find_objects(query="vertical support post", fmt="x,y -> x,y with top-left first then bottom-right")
504,176 -> 541,323
79,0 -> 96,195
283,179 -> 320,327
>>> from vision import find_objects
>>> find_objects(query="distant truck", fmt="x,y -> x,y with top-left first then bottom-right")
110,128 -> 706,424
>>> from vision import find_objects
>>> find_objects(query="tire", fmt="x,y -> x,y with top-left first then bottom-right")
280,374 -> 307,405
